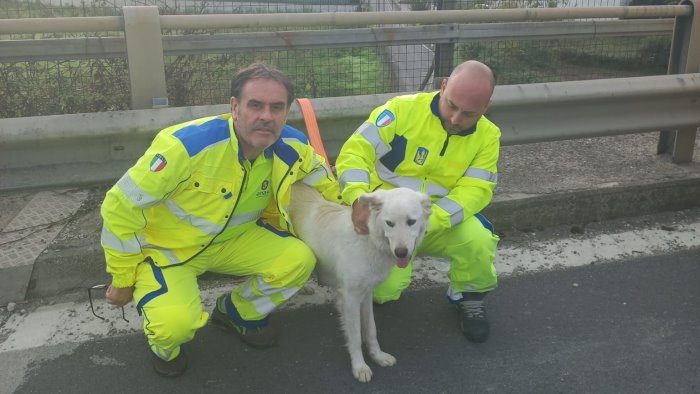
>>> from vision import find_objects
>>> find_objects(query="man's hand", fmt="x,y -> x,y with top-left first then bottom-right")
106,285 -> 134,307
351,199 -> 370,235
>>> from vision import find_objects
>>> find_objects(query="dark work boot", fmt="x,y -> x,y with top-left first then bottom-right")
151,348 -> 188,378
210,293 -> 277,349
457,293 -> 490,343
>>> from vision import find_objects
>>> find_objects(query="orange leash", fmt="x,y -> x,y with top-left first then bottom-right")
296,98 -> 330,165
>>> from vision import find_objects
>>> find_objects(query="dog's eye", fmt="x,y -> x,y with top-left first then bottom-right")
407,219 -> 416,226
385,220 -> 394,228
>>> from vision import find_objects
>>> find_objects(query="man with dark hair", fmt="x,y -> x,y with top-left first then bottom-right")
336,60 -> 500,343
100,63 -> 338,377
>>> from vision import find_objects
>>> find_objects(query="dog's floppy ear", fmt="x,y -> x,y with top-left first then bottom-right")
359,191 -> 384,211
418,192 -> 432,217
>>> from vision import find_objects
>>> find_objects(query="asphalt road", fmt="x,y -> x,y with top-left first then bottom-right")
7,248 -> 699,394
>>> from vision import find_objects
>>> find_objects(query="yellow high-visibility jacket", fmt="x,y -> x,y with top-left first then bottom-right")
100,114 -> 339,288
335,91 -> 500,231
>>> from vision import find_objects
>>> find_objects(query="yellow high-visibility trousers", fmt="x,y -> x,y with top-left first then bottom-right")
132,223 -> 315,361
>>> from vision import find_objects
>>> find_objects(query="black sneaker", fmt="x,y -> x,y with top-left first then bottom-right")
211,294 -> 277,349
458,300 -> 490,343
151,350 -> 188,378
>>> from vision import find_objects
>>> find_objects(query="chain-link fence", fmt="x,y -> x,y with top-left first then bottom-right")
0,0 -> 675,118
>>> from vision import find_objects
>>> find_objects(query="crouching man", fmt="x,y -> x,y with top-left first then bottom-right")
100,63 -> 338,377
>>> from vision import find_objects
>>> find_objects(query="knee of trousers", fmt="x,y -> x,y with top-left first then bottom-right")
448,215 -> 498,258
372,263 -> 413,304
273,240 -> 317,289
447,230 -> 499,289
142,304 -> 207,350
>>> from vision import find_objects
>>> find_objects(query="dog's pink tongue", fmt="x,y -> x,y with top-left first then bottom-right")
396,257 -> 409,268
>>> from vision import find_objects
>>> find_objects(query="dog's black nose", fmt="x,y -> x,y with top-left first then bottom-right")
394,247 -> 408,258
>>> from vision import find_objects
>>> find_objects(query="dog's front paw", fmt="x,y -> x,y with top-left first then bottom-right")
370,351 -> 396,367
352,363 -> 373,383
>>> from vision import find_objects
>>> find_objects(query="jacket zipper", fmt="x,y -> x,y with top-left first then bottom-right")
179,165 -> 247,265
276,162 -> 296,230
440,135 -> 450,156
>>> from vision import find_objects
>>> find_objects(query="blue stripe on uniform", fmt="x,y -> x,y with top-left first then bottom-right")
224,294 -> 270,329
256,219 -> 291,237
272,139 -> 300,167
136,258 -> 169,316
379,134 -> 407,172
281,124 -> 309,144
474,213 -> 494,233
173,118 -> 230,157
270,125 -> 305,166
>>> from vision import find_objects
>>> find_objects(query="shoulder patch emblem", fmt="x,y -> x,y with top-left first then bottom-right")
375,109 -> 395,127
149,153 -> 167,172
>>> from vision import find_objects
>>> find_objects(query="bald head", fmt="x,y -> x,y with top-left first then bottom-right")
450,60 -> 495,94
438,60 -> 495,134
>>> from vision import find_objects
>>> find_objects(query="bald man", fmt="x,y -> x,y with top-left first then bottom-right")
335,60 -> 500,342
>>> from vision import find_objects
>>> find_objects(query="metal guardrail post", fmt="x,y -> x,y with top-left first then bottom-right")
433,0 -> 456,82
659,0 -> 699,163
123,6 -> 168,110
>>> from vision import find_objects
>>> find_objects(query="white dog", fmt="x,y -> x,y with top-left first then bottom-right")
289,183 -> 431,383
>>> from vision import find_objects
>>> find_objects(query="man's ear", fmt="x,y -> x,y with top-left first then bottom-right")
230,97 -> 239,118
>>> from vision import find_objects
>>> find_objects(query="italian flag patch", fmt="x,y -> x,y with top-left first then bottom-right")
149,153 -> 167,172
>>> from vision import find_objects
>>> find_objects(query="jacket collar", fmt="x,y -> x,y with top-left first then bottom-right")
271,136 -> 299,167
236,143 -> 273,164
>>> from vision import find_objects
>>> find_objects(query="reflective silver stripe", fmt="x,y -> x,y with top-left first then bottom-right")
436,197 -> 464,227
375,162 -> 421,191
447,283 -> 480,300
302,164 -> 332,187
164,200 -> 224,235
425,182 -> 449,198
446,285 -> 462,302
448,282 -> 495,296
117,173 -> 159,207
465,167 -> 498,183
140,243 -> 182,266
376,163 -> 448,197
200,138 -> 229,153
356,122 -> 390,157
240,276 -> 299,315
282,137 -> 304,145
158,248 -> 182,266
152,346 -> 174,362
226,210 -> 263,228
339,169 -> 369,192
101,226 -> 142,253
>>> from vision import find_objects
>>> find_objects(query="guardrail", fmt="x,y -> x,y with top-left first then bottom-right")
1,73 -> 699,191
0,5 -> 693,111
1,20 -> 677,62
0,2 -> 698,190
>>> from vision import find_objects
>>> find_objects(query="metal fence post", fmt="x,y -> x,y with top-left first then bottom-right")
123,6 -> 168,110
433,0 -> 456,86
659,0 -> 698,163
